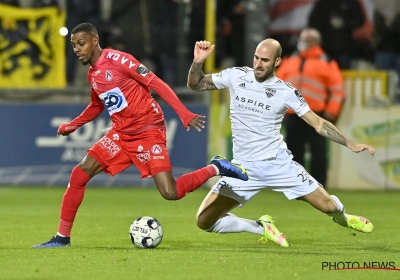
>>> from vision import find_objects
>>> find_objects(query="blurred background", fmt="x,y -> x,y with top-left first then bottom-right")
0,0 -> 399,191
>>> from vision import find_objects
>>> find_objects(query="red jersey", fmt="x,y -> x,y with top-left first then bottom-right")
69,48 -> 197,135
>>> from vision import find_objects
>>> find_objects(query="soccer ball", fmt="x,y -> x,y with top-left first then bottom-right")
129,216 -> 163,249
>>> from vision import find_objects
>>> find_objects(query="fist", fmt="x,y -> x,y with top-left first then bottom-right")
57,123 -> 78,136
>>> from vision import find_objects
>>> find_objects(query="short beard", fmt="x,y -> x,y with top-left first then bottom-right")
81,61 -> 89,66
255,69 -> 274,82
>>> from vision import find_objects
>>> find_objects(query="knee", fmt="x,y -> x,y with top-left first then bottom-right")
196,213 -> 214,231
159,187 -> 178,201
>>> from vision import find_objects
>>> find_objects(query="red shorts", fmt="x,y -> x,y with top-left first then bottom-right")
88,128 -> 172,178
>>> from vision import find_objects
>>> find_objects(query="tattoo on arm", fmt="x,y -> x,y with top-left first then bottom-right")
188,62 -> 218,91
319,121 -> 347,146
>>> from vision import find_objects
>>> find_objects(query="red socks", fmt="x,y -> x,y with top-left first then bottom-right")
58,166 -> 91,237
176,165 -> 217,199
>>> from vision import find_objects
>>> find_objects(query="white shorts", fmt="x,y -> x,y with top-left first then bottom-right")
211,148 -> 320,205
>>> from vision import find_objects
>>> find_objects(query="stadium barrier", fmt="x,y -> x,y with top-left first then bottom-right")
0,103 -> 208,187
328,70 -> 400,190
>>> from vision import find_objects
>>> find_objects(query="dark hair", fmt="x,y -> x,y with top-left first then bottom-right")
71,23 -> 98,36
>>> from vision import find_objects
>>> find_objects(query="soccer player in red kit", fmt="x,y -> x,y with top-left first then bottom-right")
33,23 -> 248,248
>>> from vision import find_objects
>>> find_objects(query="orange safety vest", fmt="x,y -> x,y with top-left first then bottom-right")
276,45 -> 345,118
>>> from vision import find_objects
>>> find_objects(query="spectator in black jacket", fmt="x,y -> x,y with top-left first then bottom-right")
308,0 -> 365,69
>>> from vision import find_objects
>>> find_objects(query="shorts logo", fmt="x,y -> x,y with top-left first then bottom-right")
151,144 -> 162,155
105,70 -> 113,81
137,150 -> 151,164
99,87 -> 128,116
98,136 -> 121,157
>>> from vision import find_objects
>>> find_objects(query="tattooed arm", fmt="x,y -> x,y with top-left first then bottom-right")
301,111 -> 375,155
187,62 -> 218,91
187,40 -> 218,92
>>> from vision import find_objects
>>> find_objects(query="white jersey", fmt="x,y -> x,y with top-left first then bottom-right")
212,67 -> 311,161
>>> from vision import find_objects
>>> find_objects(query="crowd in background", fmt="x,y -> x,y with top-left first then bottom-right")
1,0 -> 400,91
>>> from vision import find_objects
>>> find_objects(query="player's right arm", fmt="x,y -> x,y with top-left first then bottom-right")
187,41 -> 218,92
57,88 -> 104,136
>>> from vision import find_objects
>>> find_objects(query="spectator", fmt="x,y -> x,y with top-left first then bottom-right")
308,0 -> 365,69
216,0 -> 246,67
371,0 -> 400,98
65,0 -> 101,85
268,0 -> 316,58
276,28 -> 346,188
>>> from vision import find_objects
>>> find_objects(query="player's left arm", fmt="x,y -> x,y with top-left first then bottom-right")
119,54 -> 205,131
148,76 -> 206,132
300,110 -> 375,155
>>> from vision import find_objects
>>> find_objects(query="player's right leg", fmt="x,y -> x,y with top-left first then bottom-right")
196,181 -> 289,247
32,154 -> 103,248
33,130 -> 131,248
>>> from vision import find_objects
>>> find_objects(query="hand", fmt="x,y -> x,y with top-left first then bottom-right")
186,115 -> 206,132
57,123 -> 78,136
349,143 -> 375,156
193,41 -> 215,63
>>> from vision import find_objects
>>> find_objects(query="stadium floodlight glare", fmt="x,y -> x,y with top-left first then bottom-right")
59,27 -> 68,36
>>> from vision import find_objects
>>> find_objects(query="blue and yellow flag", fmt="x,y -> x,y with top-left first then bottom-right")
0,4 -> 66,88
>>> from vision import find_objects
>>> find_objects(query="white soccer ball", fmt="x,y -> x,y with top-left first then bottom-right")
129,216 -> 163,249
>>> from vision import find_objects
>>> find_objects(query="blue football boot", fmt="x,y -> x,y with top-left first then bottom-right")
210,155 -> 249,181
32,235 -> 71,248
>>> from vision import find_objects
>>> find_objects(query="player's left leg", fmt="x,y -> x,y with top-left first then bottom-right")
297,187 -> 374,233
130,129 -> 247,200
152,155 -> 248,200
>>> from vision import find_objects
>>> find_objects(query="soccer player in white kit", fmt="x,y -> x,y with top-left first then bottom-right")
187,39 -> 375,247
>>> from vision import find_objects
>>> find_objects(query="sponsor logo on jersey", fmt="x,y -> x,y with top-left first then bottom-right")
294,89 -> 306,103
238,83 -> 245,88
99,87 -> 128,116
138,145 -> 143,152
94,70 -> 101,75
105,70 -> 113,82
235,95 -> 271,112
151,144 -> 162,155
136,64 -> 150,77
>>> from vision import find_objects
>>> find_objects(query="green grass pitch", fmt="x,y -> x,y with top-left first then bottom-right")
0,187 -> 399,280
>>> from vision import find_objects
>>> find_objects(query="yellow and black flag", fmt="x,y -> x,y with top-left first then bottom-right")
0,4 -> 66,88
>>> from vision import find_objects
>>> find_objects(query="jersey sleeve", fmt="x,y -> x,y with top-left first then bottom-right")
211,68 -> 234,89
118,52 -> 156,86
149,76 -> 197,127
285,85 -> 311,117
69,88 -> 105,127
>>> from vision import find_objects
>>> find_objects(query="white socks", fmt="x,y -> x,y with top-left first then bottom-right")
207,213 -> 263,235
328,195 -> 348,226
